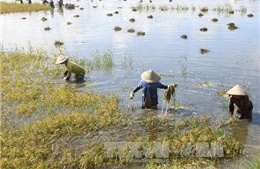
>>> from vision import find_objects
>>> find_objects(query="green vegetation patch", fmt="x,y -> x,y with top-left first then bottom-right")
0,2 -> 50,14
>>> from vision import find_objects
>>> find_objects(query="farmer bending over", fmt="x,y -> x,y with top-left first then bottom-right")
227,84 -> 253,121
55,55 -> 85,81
130,70 -> 169,109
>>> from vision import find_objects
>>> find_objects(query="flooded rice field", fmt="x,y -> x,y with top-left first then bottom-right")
1,0 -> 260,166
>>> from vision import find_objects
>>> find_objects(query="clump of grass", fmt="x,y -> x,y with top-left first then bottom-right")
181,34 -> 188,39
247,14 -> 254,18
44,27 -> 51,31
41,17 -> 47,21
198,13 -> 204,17
227,22 -> 238,30
212,18 -> 218,22
54,40 -> 64,47
200,6 -> 208,13
67,22 -> 72,25
114,26 -> 122,31
86,50 -> 114,70
200,27 -> 208,32
0,2 -> 50,14
73,15 -> 80,17
127,28 -> 135,33
137,31 -> 145,36
147,15 -> 153,19
107,13 -> 113,16
129,18 -> 135,22
200,81 -> 214,87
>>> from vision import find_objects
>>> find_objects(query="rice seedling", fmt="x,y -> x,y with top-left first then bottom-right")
0,2 -> 50,14
198,13 -> 204,17
227,23 -> 238,30
107,13 -> 113,16
41,17 -> 47,21
73,15 -> 80,18
147,15 -> 153,19
67,22 -> 72,25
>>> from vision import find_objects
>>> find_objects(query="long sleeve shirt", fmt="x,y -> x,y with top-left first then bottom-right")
65,61 -> 85,79
133,80 -> 167,105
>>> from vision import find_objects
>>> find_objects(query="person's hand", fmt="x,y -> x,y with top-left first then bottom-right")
130,92 -> 134,99
168,83 -> 177,88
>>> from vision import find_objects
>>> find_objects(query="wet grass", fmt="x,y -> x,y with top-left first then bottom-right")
0,2 -> 51,14
0,50 -> 249,168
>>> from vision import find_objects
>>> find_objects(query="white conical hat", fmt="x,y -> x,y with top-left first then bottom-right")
55,55 -> 69,64
141,70 -> 161,83
227,84 -> 247,96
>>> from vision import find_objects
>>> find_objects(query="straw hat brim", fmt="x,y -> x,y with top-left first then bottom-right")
55,55 -> 69,64
227,84 -> 247,96
141,70 -> 161,83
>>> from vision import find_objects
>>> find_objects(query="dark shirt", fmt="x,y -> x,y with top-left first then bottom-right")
228,95 -> 253,119
133,80 -> 167,105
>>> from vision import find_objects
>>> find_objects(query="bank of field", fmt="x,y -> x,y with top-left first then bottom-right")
0,2 -> 51,14
0,50 -> 255,168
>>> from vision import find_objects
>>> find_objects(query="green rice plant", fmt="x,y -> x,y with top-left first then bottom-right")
122,53 -> 133,69
200,6 -> 208,13
0,2 -> 51,14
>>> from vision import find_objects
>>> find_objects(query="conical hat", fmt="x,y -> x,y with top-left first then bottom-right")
55,55 -> 68,64
141,70 -> 161,83
227,84 -> 247,96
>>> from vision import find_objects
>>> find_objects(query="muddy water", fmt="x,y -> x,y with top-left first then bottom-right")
2,0 -> 260,164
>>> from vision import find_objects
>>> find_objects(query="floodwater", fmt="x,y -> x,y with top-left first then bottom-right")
1,0 -> 260,165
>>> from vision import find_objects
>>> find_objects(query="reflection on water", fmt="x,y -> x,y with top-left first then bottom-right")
2,0 -> 260,154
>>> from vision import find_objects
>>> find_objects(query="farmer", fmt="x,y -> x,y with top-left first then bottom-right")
49,0 -> 55,8
227,84 -> 253,121
55,55 -> 85,81
130,70 -> 168,109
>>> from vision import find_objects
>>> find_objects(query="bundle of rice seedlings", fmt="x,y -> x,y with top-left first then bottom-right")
164,83 -> 177,103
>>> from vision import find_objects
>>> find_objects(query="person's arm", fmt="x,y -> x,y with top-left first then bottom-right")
130,81 -> 143,99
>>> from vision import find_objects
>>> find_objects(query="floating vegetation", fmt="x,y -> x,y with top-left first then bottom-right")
73,15 -> 80,18
54,40 -> 64,47
127,28 -> 135,33
159,5 -> 169,11
44,27 -> 51,31
200,27 -> 208,32
113,26 -> 122,31
132,8 -> 137,12
67,22 -> 72,25
247,14 -> 254,18
227,22 -> 238,30
21,17 -> 26,19
107,13 -> 113,16
65,3 -> 75,10
229,10 -> 234,14
181,34 -> 188,39
217,90 -> 228,98
212,18 -> 218,22
80,7 -> 84,10
93,5 -> 97,8
114,11 -> 119,14
200,48 -> 210,54
200,81 -> 215,87
200,7 -> 208,13
137,31 -> 145,36
129,18 -> 135,22
41,17 -> 47,22
198,13 -> 204,17
147,15 -> 153,19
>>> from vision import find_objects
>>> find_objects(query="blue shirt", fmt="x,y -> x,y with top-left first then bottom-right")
133,80 -> 167,105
